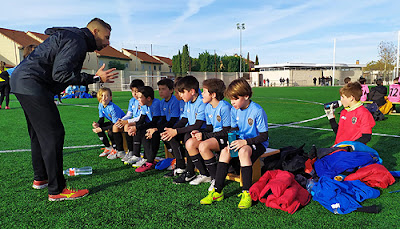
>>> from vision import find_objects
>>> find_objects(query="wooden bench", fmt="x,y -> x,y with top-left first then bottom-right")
225,148 -> 280,186
164,145 -> 280,186
363,100 -> 400,115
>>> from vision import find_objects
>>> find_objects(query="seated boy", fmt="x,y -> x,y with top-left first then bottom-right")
200,78 -> 269,209
186,78 -> 231,187
388,77 -> 400,113
92,87 -> 126,158
115,79 -> 145,164
161,75 -> 206,184
146,78 -> 180,158
127,86 -> 161,171
359,77 -> 369,102
325,82 -> 375,145
368,78 -> 387,107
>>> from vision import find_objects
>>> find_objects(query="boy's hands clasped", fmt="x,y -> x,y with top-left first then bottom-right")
161,128 -> 177,141
228,139 -> 247,153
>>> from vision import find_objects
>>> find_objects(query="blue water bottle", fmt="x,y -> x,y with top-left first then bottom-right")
228,131 -> 239,157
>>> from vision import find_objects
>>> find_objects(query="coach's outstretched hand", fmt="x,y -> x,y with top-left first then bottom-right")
96,63 -> 119,83
324,103 -> 335,120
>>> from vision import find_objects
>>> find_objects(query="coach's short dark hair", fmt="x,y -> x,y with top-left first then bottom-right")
87,18 -> 111,31
130,79 -> 144,89
138,86 -> 154,100
203,78 -> 226,101
158,78 -> 174,90
175,75 -> 199,93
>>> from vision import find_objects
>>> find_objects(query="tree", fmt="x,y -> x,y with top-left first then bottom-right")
172,50 -> 182,75
255,55 -> 259,65
108,60 -> 126,70
378,41 -> 396,81
181,44 -> 190,74
191,57 -> 200,71
364,60 -> 385,72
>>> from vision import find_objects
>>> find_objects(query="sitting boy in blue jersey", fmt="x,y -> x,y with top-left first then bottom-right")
161,75 -> 206,184
92,87 -> 125,159
146,78 -> 181,157
200,78 -> 269,209
115,79 -> 145,164
127,86 -> 161,172
187,78 -> 231,187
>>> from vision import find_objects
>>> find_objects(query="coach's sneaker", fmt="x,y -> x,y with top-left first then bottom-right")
99,147 -> 112,157
237,190 -> 252,209
189,174 -> 212,185
173,171 -> 196,184
208,179 -> 215,191
125,155 -> 141,165
135,162 -> 156,173
131,158 -> 147,168
117,151 -> 125,159
164,168 -> 185,178
200,189 -> 224,205
32,180 -> 48,189
48,187 -> 89,201
107,149 -> 118,160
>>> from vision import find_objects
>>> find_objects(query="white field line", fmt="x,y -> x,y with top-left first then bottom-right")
0,144 -> 103,154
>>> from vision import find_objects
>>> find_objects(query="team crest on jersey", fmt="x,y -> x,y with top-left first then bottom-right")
163,108 -> 167,111
216,115 -> 221,122
108,114 -> 112,118
248,118 -> 254,126
195,113 -> 198,118
209,114 -> 213,119
352,117 -> 357,124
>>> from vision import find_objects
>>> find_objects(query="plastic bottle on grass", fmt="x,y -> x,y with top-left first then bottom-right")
63,166 -> 92,176
306,178 -> 316,196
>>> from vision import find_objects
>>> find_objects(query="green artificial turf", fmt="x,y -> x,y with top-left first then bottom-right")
1,86 -> 400,228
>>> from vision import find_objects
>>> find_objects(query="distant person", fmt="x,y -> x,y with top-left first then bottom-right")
10,18 -> 118,201
266,78 -> 270,87
359,77 -> 369,102
321,76 -> 325,86
324,82 -> 375,144
344,77 -> 351,85
329,76 -> 333,86
263,79 -> 266,87
318,77 -> 321,86
368,78 -> 387,107
313,77 -> 317,86
286,78 -> 289,86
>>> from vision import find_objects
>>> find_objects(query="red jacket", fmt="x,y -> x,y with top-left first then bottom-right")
344,163 -> 395,189
250,170 -> 310,214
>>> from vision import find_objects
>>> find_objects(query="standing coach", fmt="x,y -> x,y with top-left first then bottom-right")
11,18 -> 118,201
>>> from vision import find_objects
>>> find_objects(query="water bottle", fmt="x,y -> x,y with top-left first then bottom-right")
228,131 -> 239,157
306,178 -> 316,196
63,166 -> 92,176
324,100 -> 342,109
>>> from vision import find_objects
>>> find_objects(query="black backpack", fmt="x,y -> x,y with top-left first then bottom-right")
364,103 -> 386,121
261,144 -> 308,174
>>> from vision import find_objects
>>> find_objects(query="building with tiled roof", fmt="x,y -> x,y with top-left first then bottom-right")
0,28 -> 41,66
26,31 -> 49,43
122,48 -> 162,72
153,55 -> 172,73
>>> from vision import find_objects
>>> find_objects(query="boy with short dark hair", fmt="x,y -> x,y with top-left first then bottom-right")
325,82 -> 375,144
200,78 -> 269,209
116,79 -> 145,164
161,75 -> 206,184
127,86 -> 161,172
368,78 -> 387,107
145,78 -> 180,154
186,78 -> 231,187
344,77 -> 351,85
93,88 -> 125,158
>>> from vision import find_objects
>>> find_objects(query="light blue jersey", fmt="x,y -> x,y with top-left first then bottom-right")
160,95 -> 180,121
65,86 -> 73,95
140,98 -> 161,123
182,94 -> 206,126
98,101 -> 126,123
205,100 -> 231,132
230,101 -> 269,148
127,97 -> 142,119
179,100 -> 185,119
79,85 -> 86,92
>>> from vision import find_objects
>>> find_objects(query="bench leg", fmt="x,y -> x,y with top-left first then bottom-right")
165,144 -> 174,158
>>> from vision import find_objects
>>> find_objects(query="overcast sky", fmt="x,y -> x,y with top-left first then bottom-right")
2,0 -> 400,65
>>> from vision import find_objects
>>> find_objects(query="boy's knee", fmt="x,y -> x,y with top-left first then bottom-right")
185,138 -> 197,150
198,141 -> 208,153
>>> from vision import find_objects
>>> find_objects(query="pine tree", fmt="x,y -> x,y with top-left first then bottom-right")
181,44 -> 190,74
255,55 -> 259,65
172,50 -> 181,75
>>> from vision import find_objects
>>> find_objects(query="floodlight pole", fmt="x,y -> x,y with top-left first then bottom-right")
333,38 -> 336,86
237,23 -> 245,78
396,31 -> 399,81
